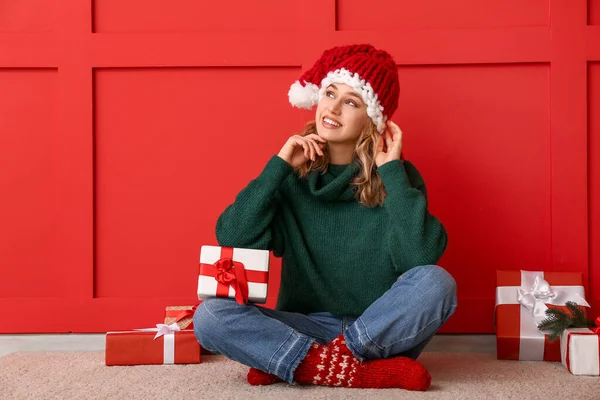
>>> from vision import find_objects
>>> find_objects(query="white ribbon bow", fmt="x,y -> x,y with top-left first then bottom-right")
136,323 -> 181,340
512,273 -> 590,326
154,323 -> 181,339
517,275 -> 558,325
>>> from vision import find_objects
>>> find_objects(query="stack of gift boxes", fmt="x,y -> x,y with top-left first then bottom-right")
104,247 -> 600,376
495,270 -> 600,376
105,245 -> 270,366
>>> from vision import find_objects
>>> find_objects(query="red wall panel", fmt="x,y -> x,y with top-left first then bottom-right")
93,0 -> 300,32
0,0 -> 598,333
0,1 -> 56,32
337,0 -> 549,29
590,0 -> 600,25
0,68 -> 62,297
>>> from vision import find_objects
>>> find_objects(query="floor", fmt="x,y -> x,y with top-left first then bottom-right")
0,334 -> 496,358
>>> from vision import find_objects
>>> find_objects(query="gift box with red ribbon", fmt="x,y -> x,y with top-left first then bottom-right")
561,323 -> 600,375
198,246 -> 269,304
105,324 -> 202,366
164,305 -> 198,330
495,270 -> 590,361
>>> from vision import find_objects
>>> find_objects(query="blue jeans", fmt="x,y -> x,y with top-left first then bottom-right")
193,265 -> 457,383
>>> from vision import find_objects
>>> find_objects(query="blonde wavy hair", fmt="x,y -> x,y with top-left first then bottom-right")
296,119 -> 387,207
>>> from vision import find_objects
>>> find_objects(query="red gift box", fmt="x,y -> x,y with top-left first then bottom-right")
105,325 -> 201,366
495,270 -> 590,361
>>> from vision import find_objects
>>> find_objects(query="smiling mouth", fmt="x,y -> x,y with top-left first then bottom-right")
322,117 -> 342,128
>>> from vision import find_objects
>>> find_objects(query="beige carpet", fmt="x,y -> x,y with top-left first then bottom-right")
0,352 -> 598,399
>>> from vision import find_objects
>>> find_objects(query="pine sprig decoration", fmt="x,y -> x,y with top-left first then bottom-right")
537,301 -> 596,342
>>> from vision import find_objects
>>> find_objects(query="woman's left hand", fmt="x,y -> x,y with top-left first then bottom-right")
375,120 -> 403,168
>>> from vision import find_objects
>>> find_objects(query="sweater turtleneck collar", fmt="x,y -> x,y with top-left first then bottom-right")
306,162 -> 359,202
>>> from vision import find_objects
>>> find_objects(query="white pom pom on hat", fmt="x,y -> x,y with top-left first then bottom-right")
287,81 -> 320,109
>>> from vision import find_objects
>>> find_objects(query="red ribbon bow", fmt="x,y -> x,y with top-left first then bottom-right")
592,317 -> 600,334
174,305 -> 197,323
211,257 -> 249,305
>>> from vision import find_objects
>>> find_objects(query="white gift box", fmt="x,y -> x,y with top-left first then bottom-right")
560,328 -> 600,376
197,245 -> 269,304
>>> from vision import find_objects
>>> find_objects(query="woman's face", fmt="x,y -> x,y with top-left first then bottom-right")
315,83 -> 369,145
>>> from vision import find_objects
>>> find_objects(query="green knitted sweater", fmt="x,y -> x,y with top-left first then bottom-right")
215,155 -> 447,317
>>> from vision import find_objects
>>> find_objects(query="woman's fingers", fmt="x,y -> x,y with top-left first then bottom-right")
300,137 -> 316,161
291,134 -> 326,162
306,133 -> 327,144
384,122 -> 403,158
293,137 -> 309,159
308,139 -> 317,160
385,128 -> 393,150
302,140 -> 310,159
308,138 -> 323,158
303,135 -> 325,160
387,121 -> 403,142
313,140 -> 324,158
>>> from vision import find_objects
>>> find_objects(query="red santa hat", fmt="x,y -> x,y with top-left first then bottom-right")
288,44 -> 399,134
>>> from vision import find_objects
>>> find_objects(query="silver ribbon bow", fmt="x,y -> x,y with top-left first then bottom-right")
136,323 -> 181,340
517,275 -> 558,325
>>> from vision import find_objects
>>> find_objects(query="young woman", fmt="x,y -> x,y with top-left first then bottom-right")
194,44 -> 457,391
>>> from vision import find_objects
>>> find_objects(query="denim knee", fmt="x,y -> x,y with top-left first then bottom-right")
193,298 -> 237,348
413,265 -> 457,307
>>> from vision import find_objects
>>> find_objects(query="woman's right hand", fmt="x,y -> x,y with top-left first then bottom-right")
277,134 -> 327,168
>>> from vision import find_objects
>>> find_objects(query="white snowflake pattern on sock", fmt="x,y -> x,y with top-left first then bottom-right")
312,345 -> 328,385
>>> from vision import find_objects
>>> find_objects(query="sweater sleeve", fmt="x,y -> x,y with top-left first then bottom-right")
215,155 -> 293,257
376,159 -> 448,274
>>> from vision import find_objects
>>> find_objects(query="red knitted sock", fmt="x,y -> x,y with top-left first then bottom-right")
247,368 -> 284,386
293,334 -> 431,390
